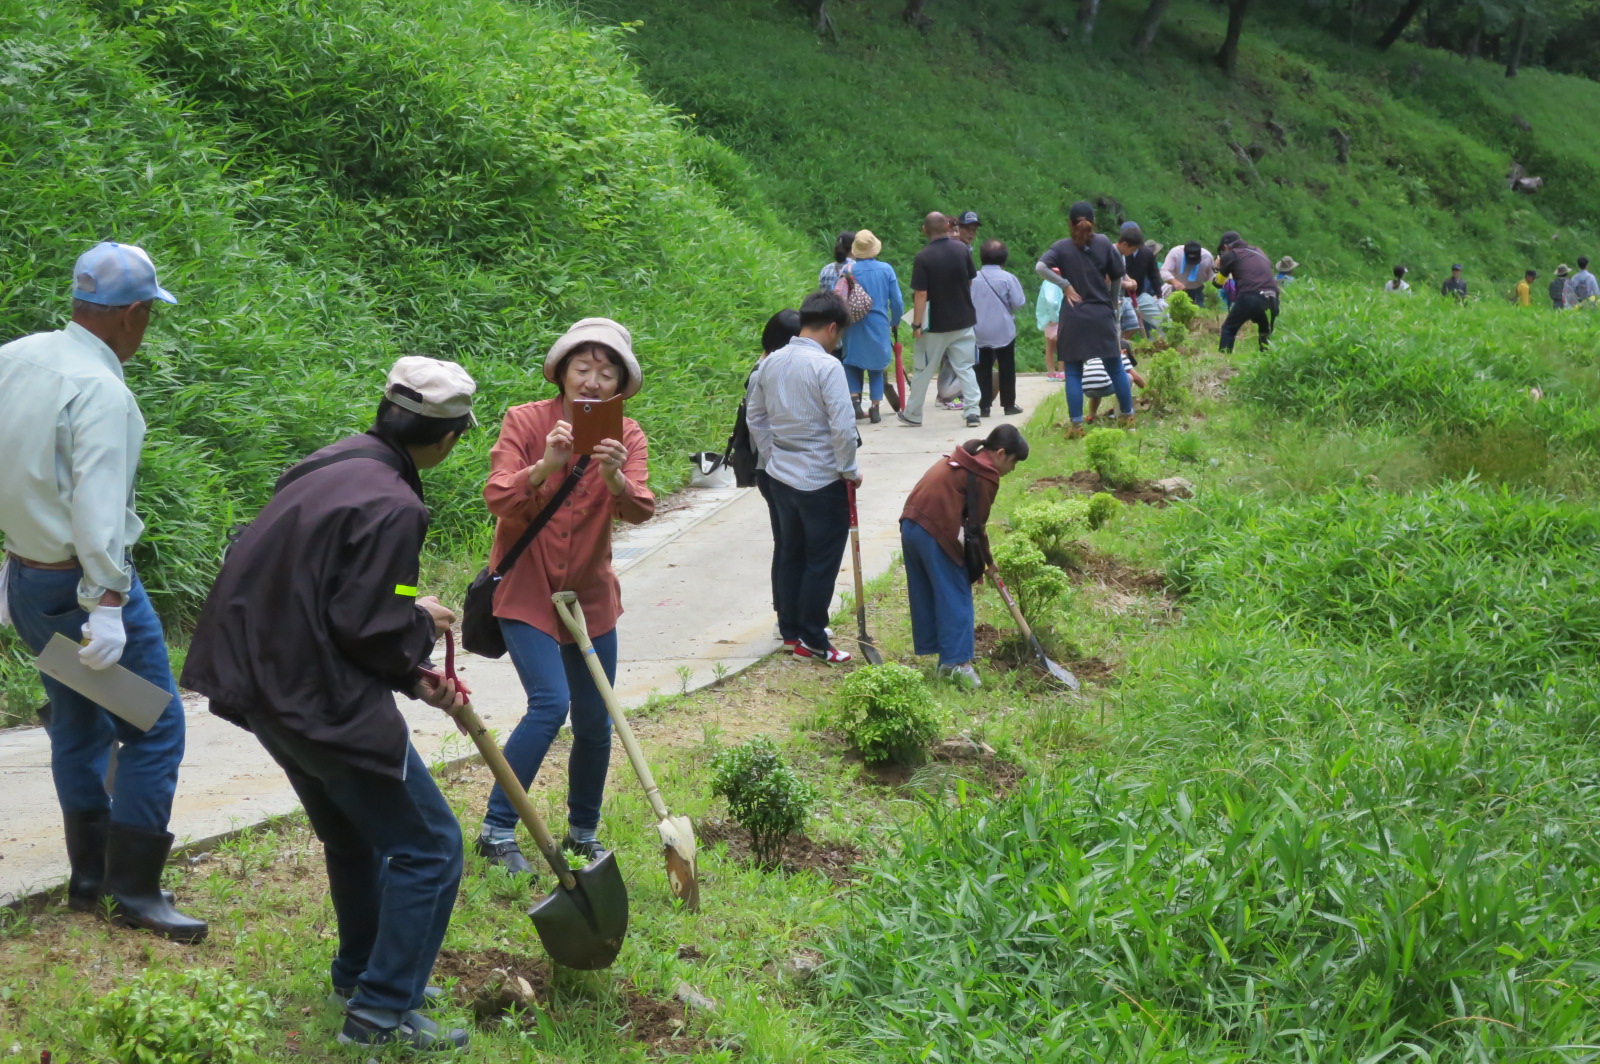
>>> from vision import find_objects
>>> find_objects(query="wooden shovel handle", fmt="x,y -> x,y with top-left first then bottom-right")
987,566 -> 1036,644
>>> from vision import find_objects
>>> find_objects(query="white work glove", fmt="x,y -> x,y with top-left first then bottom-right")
79,605 -> 127,670
0,561 -> 10,628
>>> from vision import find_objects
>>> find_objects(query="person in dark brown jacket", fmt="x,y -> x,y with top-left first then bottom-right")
899,423 -> 1028,689
182,356 -> 475,1053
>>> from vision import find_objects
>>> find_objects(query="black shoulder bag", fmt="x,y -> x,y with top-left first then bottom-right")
960,470 -> 987,586
461,456 -> 591,658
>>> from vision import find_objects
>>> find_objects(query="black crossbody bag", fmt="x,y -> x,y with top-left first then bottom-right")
461,456 -> 591,658
960,470 -> 987,585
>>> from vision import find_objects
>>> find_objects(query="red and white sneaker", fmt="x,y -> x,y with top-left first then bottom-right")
793,642 -> 851,665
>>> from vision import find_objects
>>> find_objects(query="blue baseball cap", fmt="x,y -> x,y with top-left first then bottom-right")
71,242 -> 177,306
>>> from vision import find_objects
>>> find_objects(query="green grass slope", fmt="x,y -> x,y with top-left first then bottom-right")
587,0 -> 1600,287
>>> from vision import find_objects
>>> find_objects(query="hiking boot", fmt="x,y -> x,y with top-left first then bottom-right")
895,411 -> 922,427
562,835 -> 609,863
869,403 -> 882,424
338,1008 -> 469,1052
937,663 -> 983,689
475,836 -> 535,876
1004,405 -> 1024,415
330,985 -> 446,1012
794,642 -> 851,665
103,823 -> 208,943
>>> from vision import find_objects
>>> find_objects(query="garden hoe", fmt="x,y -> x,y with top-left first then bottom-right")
427,631 -> 628,969
986,562 -> 1079,690
551,591 -> 701,912
846,481 -> 885,665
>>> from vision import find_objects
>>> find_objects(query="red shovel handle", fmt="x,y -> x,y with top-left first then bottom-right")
418,628 -> 471,701
847,479 -> 859,526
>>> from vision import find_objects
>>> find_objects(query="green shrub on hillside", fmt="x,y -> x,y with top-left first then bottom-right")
1082,428 -> 1141,489
1165,290 -> 1198,330
1140,349 -> 1191,417
1009,497 -> 1090,567
990,537 -> 1070,634
832,663 -> 942,766
90,968 -> 271,1064
1085,492 -> 1120,530
709,736 -> 817,867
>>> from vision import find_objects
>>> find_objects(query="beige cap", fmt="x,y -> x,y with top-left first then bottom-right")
385,356 -> 478,426
851,230 -> 882,259
543,317 -> 643,400
1556,263 -> 1571,277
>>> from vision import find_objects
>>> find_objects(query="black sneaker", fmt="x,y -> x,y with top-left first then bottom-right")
330,984 -> 446,1012
475,836 -> 535,876
895,411 -> 921,427
1004,405 -> 1024,415
338,1009 -> 469,1052
978,407 -> 992,418
562,835 -> 609,862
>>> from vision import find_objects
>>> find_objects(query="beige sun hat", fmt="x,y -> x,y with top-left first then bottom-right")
1276,256 -> 1299,272
1556,263 -> 1571,277
386,356 -> 478,426
542,317 -> 642,400
851,230 -> 883,259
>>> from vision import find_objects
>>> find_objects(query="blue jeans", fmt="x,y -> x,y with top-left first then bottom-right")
845,365 -> 885,401
769,477 -> 850,651
483,621 -> 616,837
901,520 -> 974,666
246,715 -> 462,1013
1065,357 -> 1133,423
6,559 -> 184,831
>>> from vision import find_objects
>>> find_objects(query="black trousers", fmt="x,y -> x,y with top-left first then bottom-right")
976,340 -> 1016,411
755,470 -> 782,619
1219,291 -> 1278,352
767,477 -> 850,651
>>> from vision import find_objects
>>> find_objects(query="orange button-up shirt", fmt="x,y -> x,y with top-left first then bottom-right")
484,397 -> 654,643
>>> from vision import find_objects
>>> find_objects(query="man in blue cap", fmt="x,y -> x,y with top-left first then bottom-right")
0,241 -> 205,942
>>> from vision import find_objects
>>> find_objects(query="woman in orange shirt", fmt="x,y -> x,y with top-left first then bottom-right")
475,318 -> 655,874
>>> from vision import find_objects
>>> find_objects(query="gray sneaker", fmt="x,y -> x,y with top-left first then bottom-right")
338,1008 -> 469,1052
896,411 -> 922,427
937,663 -> 983,689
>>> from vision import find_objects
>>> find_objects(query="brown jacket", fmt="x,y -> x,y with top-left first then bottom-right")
900,447 -> 1001,567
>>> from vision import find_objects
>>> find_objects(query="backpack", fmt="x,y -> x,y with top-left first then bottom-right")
833,263 -> 874,324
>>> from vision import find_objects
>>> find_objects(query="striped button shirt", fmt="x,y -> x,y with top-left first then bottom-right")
745,336 -> 859,492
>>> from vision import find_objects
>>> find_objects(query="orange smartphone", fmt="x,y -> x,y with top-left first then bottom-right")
570,396 -> 624,456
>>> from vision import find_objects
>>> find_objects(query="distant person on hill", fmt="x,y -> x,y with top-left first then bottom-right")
900,212 -> 981,429
1036,201 -> 1134,436
1550,265 -> 1571,309
747,291 -> 862,665
818,231 -> 856,291
970,239 -> 1027,418
900,423 -> 1029,690
1383,266 -> 1411,294
839,230 -> 904,424
1215,231 -> 1281,353
1441,264 -> 1469,300
1116,222 -> 1166,337
1566,256 -> 1599,307
0,241 -> 205,945
1514,270 -> 1536,307
1162,240 -> 1215,307
734,309 -> 802,639
1275,257 -> 1299,285
1036,269 -> 1065,380
1083,345 -> 1146,425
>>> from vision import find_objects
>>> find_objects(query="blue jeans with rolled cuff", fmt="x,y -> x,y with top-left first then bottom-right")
900,519 -> 975,667
5,559 -> 185,832
1064,357 -> 1134,423
844,365 -> 886,401
482,621 -> 616,838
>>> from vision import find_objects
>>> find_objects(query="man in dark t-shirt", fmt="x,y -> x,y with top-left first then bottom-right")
1441,264 -> 1468,301
901,212 -> 981,428
1215,230 -> 1280,353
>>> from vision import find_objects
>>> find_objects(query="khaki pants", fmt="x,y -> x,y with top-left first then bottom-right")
904,327 -> 977,422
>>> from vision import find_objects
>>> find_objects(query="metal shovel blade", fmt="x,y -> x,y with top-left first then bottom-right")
658,813 -> 701,912
1038,646 -> 1081,690
527,851 -> 629,971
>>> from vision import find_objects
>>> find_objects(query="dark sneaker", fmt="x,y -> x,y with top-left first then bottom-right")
562,836 -> 609,862
338,1009 -> 469,1052
1004,405 -> 1024,415
475,836 -> 535,876
965,414 -> 981,428
330,985 -> 446,1012
869,407 -> 882,424
978,407 -> 992,418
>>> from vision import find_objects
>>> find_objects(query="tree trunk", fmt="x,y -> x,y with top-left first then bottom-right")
1505,12 -> 1529,77
1133,0 -> 1172,54
1078,0 -> 1101,44
1376,0 -> 1426,50
1216,0 -> 1251,76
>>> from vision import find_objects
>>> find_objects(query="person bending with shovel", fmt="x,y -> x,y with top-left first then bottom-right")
182,357 -> 476,1053
899,423 -> 1028,689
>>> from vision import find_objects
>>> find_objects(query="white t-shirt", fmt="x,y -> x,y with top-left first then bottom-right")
1383,280 -> 1411,294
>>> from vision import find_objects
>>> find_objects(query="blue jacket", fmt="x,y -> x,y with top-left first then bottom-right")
840,258 -> 905,372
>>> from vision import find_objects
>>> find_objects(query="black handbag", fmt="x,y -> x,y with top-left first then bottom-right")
461,456 -> 590,658
961,470 -> 987,585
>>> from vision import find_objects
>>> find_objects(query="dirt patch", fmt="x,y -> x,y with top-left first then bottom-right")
695,818 -> 863,884
1068,548 -> 1167,594
433,948 -> 714,1055
1030,469 -> 1168,507
973,622 -> 1004,658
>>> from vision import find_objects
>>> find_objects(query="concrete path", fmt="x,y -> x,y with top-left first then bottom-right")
0,375 -> 1056,904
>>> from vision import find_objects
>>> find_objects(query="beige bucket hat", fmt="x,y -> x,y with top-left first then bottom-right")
542,317 -> 642,400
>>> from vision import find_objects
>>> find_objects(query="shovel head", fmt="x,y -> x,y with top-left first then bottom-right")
527,851 -> 629,970
858,637 -> 885,665
657,814 -> 701,912
1041,653 -> 1081,690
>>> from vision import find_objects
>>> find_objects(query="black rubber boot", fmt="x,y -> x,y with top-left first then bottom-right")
104,822 -> 208,943
64,811 -> 110,911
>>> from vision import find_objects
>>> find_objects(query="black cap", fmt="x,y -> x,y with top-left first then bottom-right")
1184,240 -> 1202,260
1220,230 -> 1242,248
1451,263 -> 1462,270
959,211 -> 980,227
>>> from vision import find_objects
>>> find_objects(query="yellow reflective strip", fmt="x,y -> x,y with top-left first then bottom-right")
395,584 -> 419,597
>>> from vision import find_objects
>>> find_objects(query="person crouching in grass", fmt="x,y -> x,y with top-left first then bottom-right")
899,423 -> 1028,690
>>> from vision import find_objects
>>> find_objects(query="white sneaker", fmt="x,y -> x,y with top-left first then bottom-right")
937,663 -> 983,689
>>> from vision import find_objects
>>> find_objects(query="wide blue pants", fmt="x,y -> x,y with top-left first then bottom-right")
6,560 -> 184,831
900,519 -> 975,667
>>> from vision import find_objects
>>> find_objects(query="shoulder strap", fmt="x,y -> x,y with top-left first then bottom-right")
493,456 -> 591,579
276,445 -> 406,495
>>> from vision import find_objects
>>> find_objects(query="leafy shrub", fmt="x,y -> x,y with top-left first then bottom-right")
1086,492 -> 1120,530
990,536 -> 1071,630
710,736 -> 817,867
1009,496 -> 1090,566
1082,428 -> 1141,489
832,663 -> 942,766
1141,349 -> 1192,417
1162,319 -> 1190,350
89,968 -> 271,1064
1165,289 -> 1198,330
